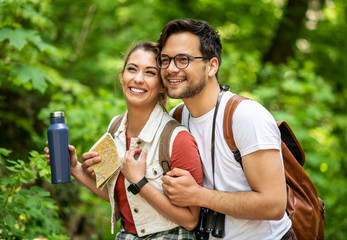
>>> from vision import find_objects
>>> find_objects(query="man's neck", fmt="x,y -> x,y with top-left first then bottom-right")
182,81 -> 221,118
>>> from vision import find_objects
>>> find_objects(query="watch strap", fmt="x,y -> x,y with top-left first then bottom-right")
136,176 -> 148,190
128,177 -> 148,195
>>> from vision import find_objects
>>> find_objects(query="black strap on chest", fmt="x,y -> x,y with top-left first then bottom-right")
211,90 -> 224,189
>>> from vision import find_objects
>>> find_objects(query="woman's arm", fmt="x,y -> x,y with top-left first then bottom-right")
121,133 -> 203,231
71,151 -> 110,202
44,143 -> 109,202
139,177 -> 200,231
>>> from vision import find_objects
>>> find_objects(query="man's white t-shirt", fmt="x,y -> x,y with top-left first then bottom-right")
170,91 -> 291,240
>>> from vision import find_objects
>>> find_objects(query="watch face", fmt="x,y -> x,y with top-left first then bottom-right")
128,184 -> 139,195
127,177 -> 148,195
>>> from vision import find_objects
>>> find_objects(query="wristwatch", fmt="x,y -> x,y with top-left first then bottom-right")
127,177 -> 148,195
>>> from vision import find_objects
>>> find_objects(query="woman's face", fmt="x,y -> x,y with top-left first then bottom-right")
121,49 -> 164,109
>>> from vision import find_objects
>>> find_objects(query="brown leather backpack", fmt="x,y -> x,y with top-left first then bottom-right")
172,94 -> 326,240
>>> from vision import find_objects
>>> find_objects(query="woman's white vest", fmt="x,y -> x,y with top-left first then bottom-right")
107,104 -> 187,237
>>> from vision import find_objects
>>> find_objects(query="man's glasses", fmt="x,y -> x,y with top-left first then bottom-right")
156,54 -> 208,69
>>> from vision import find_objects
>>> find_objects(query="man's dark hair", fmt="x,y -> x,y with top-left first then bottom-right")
158,19 -> 222,78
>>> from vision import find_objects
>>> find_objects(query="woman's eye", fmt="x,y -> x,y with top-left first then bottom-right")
146,71 -> 156,76
127,67 -> 136,72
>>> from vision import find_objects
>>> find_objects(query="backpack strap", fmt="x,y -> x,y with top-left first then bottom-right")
159,119 -> 181,175
223,95 -> 249,167
277,121 -> 305,166
108,113 -> 125,137
172,104 -> 184,123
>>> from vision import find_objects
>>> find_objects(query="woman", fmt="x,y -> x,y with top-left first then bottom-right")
44,42 -> 203,239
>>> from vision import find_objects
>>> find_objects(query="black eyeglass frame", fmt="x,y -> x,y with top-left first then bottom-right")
156,54 -> 208,70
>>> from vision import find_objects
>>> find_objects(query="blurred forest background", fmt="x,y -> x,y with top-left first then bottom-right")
1,0 -> 346,239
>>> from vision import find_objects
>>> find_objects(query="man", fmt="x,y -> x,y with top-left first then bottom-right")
157,19 -> 294,239
81,19 -> 295,239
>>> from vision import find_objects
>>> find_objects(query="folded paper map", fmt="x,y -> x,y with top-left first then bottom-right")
90,133 -> 120,190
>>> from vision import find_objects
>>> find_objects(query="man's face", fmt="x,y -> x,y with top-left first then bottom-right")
160,32 -> 208,99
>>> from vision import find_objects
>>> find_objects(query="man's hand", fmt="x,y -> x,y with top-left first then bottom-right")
121,149 -> 147,183
81,151 -> 101,179
162,168 -> 201,207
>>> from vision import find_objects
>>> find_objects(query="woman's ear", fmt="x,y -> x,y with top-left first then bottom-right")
120,72 -> 124,84
159,80 -> 166,93
207,57 -> 219,78
159,85 -> 166,93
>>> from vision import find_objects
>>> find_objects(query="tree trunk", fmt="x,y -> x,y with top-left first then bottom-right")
263,0 -> 309,65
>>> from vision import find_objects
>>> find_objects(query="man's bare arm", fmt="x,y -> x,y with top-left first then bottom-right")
162,149 -> 287,220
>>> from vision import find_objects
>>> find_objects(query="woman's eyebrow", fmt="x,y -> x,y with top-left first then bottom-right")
146,66 -> 158,70
127,63 -> 138,67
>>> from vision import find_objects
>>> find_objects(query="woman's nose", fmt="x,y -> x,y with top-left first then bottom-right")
134,72 -> 145,83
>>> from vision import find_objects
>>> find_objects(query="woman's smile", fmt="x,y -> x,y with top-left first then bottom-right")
129,87 -> 146,94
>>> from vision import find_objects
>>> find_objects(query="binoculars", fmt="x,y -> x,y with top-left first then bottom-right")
195,208 -> 225,240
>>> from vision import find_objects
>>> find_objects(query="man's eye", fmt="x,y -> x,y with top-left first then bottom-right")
161,58 -> 169,64
177,57 -> 188,63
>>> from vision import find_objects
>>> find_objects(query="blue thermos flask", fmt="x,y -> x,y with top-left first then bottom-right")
47,111 -> 71,184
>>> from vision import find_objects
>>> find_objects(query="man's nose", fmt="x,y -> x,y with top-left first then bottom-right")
166,59 -> 179,73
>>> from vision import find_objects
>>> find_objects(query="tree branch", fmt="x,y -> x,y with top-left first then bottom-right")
73,4 -> 96,60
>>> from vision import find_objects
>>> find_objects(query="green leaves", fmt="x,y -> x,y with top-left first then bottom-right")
0,27 -> 48,51
4,214 -> 16,227
29,150 -> 52,181
0,28 -> 28,50
0,148 -> 68,239
0,26 -> 56,92
11,64 -> 53,93
0,148 -> 12,157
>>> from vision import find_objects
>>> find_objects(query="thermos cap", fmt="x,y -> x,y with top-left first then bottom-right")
50,111 -> 65,118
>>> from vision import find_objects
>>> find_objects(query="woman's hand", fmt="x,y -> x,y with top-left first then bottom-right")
121,149 -> 147,183
80,152 -> 101,179
44,141 -> 101,179
44,141 -> 78,168
44,142 -> 110,201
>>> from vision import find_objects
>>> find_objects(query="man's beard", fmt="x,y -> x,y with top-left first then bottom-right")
164,69 -> 207,99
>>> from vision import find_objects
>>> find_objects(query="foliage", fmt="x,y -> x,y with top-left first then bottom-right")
1,0 -> 346,239
0,148 -> 69,239
0,0 -> 57,93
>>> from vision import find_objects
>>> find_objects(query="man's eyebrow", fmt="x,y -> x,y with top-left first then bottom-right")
161,52 -> 191,56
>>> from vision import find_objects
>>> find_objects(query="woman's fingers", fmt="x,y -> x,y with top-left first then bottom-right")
81,152 -> 100,178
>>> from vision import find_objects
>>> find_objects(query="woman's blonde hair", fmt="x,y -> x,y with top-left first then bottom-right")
121,41 -> 167,112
